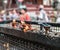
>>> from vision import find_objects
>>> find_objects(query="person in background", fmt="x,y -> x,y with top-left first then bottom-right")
37,5 -> 49,22
6,11 -> 10,20
56,11 -> 60,23
1,10 -> 7,21
20,8 -> 31,22
10,9 -> 19,20
52,0 -> 58,10
36,11 -> 40,21
0,12 -> 3,21
20,8 -> 31,32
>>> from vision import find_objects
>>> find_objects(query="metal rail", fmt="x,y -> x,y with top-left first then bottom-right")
0,33 -> 59,50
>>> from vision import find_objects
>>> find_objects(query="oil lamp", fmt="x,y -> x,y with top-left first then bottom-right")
44,26 -> 50,35
23,24 -> 29,32
12,19 -> 17,28
20,21 -> 34,32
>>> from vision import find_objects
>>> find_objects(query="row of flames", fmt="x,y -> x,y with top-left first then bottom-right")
12,19 -> 34,32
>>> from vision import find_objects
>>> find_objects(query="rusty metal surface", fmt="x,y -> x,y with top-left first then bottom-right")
0,20 -> 60,48
0,26 -> 60,48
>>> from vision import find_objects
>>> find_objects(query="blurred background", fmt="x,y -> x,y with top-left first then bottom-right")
0,0 -> 60,22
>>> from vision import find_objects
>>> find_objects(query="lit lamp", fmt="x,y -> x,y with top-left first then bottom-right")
3,43 -> 9,50
12,19 -> 17,28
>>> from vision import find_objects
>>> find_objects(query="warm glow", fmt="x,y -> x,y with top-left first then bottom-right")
3,44 -> 6,47
13,19 -> 16,22
21,21 -> 25,24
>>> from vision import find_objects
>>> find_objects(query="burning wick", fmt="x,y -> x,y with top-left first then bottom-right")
12,19 -> 17,28
20,21 -> 30,32
13,19 -> 16,22
23,24 -> 29,32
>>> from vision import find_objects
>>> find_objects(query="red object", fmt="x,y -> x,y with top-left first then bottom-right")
18,0 -> 23,2
0,19 -> 3,22
20,14 -> 31,21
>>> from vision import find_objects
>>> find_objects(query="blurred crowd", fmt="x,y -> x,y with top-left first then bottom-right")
0,9 -> 19,21
0,5 -> 60,23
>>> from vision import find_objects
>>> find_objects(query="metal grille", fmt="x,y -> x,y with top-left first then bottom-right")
50,27 -> 60,32
0,33 -> 55,50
